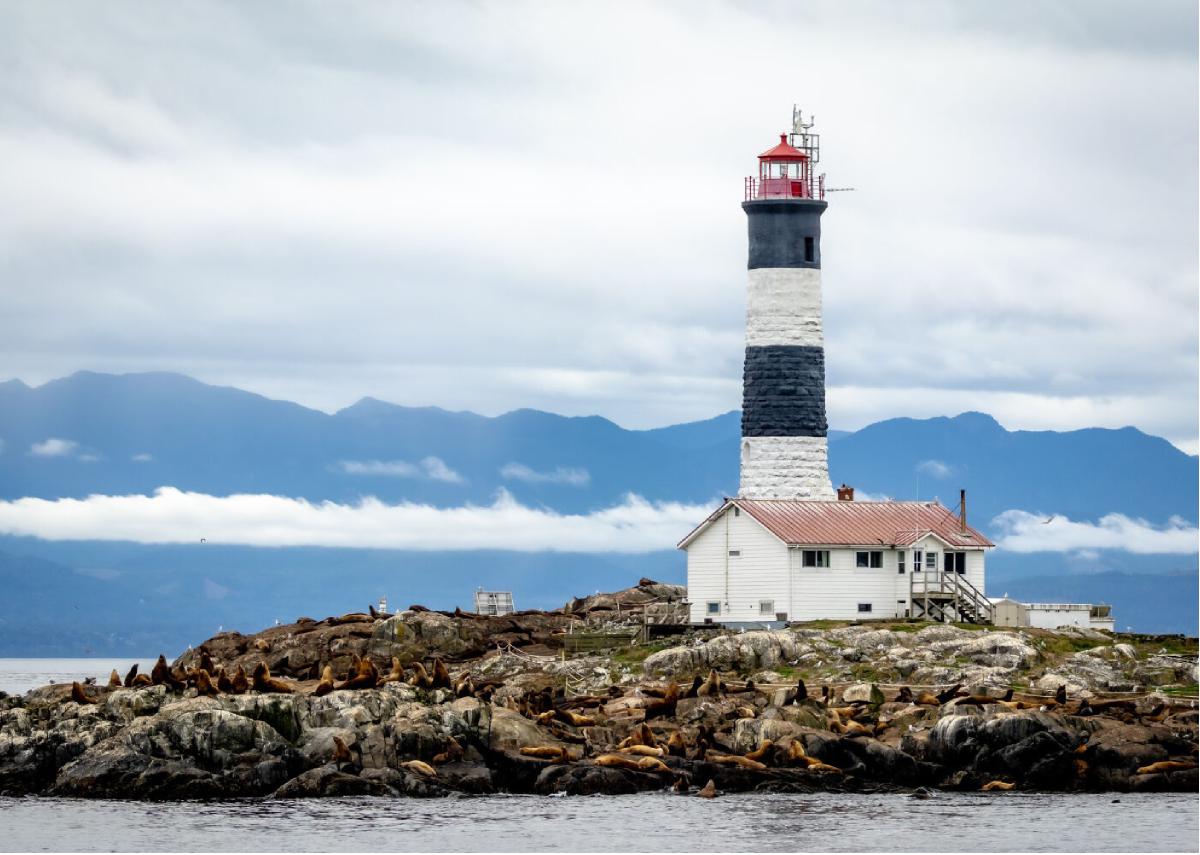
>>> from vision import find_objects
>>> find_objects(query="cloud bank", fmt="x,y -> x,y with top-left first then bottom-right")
30,438 -> 78,457
0,487 -> 709,552
992,510 -> 1199,554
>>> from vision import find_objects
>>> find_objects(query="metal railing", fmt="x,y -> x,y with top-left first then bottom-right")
910,569 -> 994,625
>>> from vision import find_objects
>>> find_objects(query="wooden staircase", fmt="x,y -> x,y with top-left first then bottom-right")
910,569 -> 993,625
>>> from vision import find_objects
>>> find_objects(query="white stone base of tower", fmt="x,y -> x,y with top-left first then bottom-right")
739,435 -> 835,500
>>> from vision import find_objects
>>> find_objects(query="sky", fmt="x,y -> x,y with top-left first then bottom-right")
1,1 -> 1197,453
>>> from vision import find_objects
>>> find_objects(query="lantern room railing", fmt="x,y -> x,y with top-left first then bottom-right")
745,174 -> 825,201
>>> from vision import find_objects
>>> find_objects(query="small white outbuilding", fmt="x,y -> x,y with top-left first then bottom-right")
678,494 -> 995,625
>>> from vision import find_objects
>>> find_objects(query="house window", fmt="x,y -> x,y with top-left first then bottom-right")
897,551 -> 906,574
925,551 -> 938,570
728,549 -> 741,557
706,601 -> 720,615
943,551 -> 966,574
856,550 -> 883,568
802,549 -> 830,568
857,603 -> 873,613
804,236 -> 815,263
913,549 -> 923,571
759,600 -> 774,616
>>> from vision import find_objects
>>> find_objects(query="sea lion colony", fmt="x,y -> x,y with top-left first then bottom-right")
43,626 -> 1198,799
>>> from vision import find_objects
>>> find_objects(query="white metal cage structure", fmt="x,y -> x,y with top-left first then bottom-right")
474,589 -> 514,616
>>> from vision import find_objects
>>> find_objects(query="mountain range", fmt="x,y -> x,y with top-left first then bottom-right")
0,370 -> 1195,653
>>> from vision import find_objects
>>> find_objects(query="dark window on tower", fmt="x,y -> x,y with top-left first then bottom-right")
804,236 -> 815,263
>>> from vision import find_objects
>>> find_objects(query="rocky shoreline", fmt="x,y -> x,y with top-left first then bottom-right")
1,582 -> 1196,799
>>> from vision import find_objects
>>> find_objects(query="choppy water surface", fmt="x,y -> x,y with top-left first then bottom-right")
0,658 -> 156,696
1,792 -> 1196,852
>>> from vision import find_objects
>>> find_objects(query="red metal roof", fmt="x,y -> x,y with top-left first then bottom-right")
679,499 -> 994,549
758,134 -> 808,161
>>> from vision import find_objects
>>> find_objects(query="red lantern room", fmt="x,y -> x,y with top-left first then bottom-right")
745,109 -> 826,201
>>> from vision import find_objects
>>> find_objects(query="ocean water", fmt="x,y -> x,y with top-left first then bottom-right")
0,792 -> 1196,852
0,658 -> 157,696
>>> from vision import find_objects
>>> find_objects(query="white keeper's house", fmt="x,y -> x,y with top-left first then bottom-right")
680,110 -> 996,626
679,488 -> 995,625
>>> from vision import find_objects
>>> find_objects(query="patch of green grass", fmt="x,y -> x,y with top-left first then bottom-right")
951,623 -> 988,632
1162,684 -> 1199,697
794,619 -> 852,630
609,641 -> 672,666
1029,632 -> 1101,657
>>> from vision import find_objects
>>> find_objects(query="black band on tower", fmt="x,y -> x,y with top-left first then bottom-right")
741,344 -> 828,437
743,198 -> 826,270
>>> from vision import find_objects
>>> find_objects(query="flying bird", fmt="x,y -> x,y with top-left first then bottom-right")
1041,516 -> 1055,525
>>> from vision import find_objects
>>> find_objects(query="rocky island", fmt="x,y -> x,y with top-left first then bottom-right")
1,581 -> 1196,799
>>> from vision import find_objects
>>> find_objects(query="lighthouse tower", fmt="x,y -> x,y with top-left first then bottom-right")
739,109 -> 834,500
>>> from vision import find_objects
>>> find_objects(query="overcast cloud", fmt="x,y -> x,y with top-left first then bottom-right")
0,2 -> 1195,450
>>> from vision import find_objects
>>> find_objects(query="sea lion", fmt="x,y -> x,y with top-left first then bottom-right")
432,737 -> 464,765
735,705 -> 757,719
1141,704 -> 1168,723
230,665 -> 250,694
682,675 -> 703,699
644,681 -> 679,721
407,661 -> 434,689
107,669 -> 122,689
895,686 -> 913,704
368,604 -> 379,619
199,650 -> 215,676
520,745 -> 569,761
252,662 -> 295,694
936,684 -> 964,705
636,756 -> 670,773
403,759 -> 437,777
666,731 -> 687,757
1055,684 -> 1067,705
194,668 -> 219,696
794,678 -> 808,702
151,655 -> 170,686
431,658 -> 452,690
123,663 -> 139,688
336,656 -> 379,691
216,668 -> 233,694
131,673 -> 152,687
595,754 -> 647,771
454,674 -> 475,697
745,740 -> 773,764
71,681 -> 97,705
698,669 -> 723,697
1136,760 -> 1197,775
1001,688 -> 1014,701
312,665 -> 335,697
331,735 -> 354,767
784,739 -> 808,765
253,638 -> 271,654
671,773 -> 690,794
914,691 -> 941,706
696,779 -> 717,798
535,709 -> 557,725
557,710 -> 596,728
982,780 -> 1015,791
638,722 -> 658,749
622,744 -> 665,758
705,751 -> 767,771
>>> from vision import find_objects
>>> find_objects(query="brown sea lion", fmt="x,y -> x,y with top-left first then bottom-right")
1136,760 -> 1198,775
151,655 -> 170,686
431,658 -> 452,690
199,650 -> 215,676
671,773 -> 690,794
407,661 -> 434,689
698,669 -> 723,697
194,668 -> 219,696
644,681 -> 680,722
123,663 -> 139,688
914,691 -> 941,706
666,731 -> 687,757
982,780 -> 1015,791
895,686 -> 913,704
595,753 -> 646,771
432,737 -> 464,765
252,662 -> 295,694
216,668 -> 233,694
794,678 -> 809,702
735,705 -> 756,719
336,656 -> 379,691
71,681 -> 97,705
131,673 -> 152,687
454,674 -> 475,697
534,709 -> 557,725
1054,684 -> 1067,705
697,779 -> 717,798
936,684 -> 964,705
682,675 -> 703,699
331,735 -> 353,765
706,751 -> 766,771
230,664 -> 250,694
636,756 -> 670,773
557,710 -> 596,728
379,658 -> 405,684
312,665 -> 335,697
622,744 -> 664,757
403,759 -> 437,777
108,669 -> 122,689
520,745 -> 568,761
253,638 -> 271,654
745,740 -> 774,764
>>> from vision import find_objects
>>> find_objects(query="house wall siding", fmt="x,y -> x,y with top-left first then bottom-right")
685,507 -> 791,623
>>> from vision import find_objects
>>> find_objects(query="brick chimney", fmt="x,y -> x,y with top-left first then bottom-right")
837,484 -> 854,501
959,489 -> 967,533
